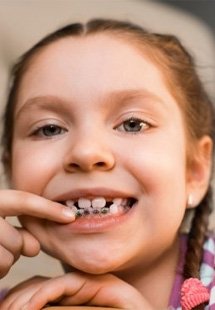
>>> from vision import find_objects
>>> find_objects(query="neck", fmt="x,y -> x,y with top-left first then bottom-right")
114,236 -> 180,309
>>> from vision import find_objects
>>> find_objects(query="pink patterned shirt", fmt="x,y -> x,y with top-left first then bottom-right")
168,234 -> 215,309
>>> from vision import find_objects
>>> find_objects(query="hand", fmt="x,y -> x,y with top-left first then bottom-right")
0,275 -> 48,309
0,189 -> 75,278
0,272 -> 154,310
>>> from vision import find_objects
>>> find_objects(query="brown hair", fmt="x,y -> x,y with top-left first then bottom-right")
1,19 -> 215,309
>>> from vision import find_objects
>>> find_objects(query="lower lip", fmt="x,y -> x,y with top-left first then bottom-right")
56,203 -> 137,234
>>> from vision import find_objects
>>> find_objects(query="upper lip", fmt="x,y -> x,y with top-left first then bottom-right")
52,187 -> 136,202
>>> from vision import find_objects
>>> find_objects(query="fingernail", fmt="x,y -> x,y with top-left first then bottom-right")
62,208 -> 76,219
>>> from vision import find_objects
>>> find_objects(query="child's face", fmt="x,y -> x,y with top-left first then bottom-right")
11,34 -> 189,274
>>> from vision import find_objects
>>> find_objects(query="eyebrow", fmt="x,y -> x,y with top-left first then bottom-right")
15,89 -> 167,119
15,96 -> 71,120
109,89 -> 166,108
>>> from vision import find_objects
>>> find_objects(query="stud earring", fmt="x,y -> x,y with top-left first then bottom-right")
187,194 -> 194,208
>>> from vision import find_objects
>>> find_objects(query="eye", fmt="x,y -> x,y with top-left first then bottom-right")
116,117 -> 149,133
32,124 -> 67,137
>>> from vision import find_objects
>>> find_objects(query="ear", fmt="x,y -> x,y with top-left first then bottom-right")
186,135 -> 213,209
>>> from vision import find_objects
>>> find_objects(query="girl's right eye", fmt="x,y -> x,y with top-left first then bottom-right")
31,124 -> 67,137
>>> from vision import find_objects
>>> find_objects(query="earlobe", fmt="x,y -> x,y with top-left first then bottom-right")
186,135 -> 213,208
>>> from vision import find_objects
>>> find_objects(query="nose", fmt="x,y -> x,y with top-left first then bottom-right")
63,133 -> 115,173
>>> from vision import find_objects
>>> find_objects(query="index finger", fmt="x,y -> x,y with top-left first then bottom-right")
0,190 -> 75,222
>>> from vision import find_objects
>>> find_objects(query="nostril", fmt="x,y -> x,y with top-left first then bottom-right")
96,162 -> 106,167
70,163 -> 80,169
66,162 -> 106,172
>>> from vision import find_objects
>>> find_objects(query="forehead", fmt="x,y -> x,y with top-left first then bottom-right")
17,33 -> 178,110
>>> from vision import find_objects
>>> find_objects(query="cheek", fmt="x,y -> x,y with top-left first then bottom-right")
119,137 -> 187,207
120,137 -> 186,179
11,143 -> 59,192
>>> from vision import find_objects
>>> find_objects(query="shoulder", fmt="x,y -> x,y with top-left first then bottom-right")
201,234 -> 215,309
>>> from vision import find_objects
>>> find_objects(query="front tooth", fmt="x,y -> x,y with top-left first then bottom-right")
65,200 -> 75,208
109,203 -> 119,214
92,197 -> 106,209
78,198 -> 91,209
113,198 -> 123,206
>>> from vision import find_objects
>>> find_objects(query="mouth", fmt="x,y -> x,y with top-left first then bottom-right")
59,197 -> 137,218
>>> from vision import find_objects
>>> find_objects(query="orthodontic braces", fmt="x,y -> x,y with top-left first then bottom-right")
72,198 -> 136,217
75,207 -> 111,217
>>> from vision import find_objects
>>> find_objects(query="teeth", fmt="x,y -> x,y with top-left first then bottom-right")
113,198 -> 123,206
109,203 -> 119,214
121,199 -> 128,207
71,206 -> 78,213
65,197 -> 134,217
101,207 -> 109,214
65,200 -> 75,208
92,197 -> 106,209
76,209 -> 85,217
88,207 -> 94,214
78,198 -> 91,209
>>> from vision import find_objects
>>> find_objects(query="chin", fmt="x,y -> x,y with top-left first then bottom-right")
42,236 -> 129,275
75,264 -> 114,275
54,247 -> 125,275
67,255 -> 122,275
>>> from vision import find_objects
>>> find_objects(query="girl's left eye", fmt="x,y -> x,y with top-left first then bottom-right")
32,124 -> 67,137
115,117 -> 150,133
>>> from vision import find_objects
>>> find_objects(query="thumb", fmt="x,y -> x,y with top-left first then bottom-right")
17,227 -> 41,258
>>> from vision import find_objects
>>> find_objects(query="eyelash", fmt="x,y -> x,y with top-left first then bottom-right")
30,116 -> 150,138
31,124 -> 68,138
115,117 -> 151,134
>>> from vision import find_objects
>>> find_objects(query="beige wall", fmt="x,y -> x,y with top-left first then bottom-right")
0,0 -> 214,288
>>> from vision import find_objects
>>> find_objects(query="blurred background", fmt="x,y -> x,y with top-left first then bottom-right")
0,0 -> 214,288
161,0 -> 214,31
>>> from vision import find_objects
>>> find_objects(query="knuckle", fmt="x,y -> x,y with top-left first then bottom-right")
44,285 -> 53,294
16,190 -> 43,214
16,191 -> 33,209
11,231 -> 23,254
0,250 -> 14,278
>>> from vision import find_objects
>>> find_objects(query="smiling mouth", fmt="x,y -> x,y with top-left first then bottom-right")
59,197 -> 137,218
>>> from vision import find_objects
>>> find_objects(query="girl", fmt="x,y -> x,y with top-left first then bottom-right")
0,19 -> 215,309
